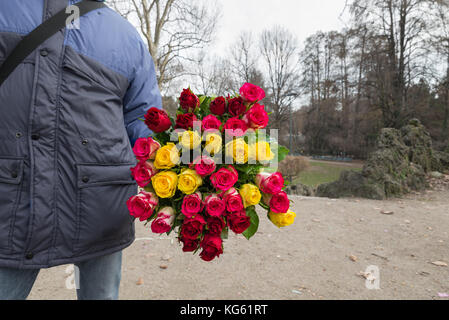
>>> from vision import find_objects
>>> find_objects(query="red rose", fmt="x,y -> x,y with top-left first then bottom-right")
179,88 -> 200,112
204,194 -> 226,217
175,113 -> 198,130
151,207 -> 175,234
181,214 -> 206,240
202,115 -> 222,131
228,210 -> 251,234
255,172 -> 285,195
132,137 -> 161,161
210,96 -> 226,115
181,192 -> 204,218
239,83 -> 265,103
221,187 -> 244,213
210,165 -> 238,191
263,191 -> 290,213
180,238 -> 199,252
192,156 -> 216,177
227,96 -> 247,117
200,235 -> 223,262
144,107 -> 172,133
206,216 -> 225,236
224,117 -> 248,137
126,191 -> 158,222
130,160 -> 158,187
243,104 -> 269,129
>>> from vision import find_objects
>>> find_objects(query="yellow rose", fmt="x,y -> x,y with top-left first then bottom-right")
151,171 -> 178,198
268,210 -> 296,228
180,131 -> 201,150
178,169 -> 203,195
225,138 -> 249,164
239,184 -> 262,208
204,133 -> 222,155
154,143 -> 180,169
249,141 -> 275,162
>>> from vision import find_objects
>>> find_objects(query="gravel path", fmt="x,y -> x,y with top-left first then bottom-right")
28,189 -> 449,300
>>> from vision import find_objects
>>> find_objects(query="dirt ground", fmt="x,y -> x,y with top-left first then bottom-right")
28,188 -> 449,300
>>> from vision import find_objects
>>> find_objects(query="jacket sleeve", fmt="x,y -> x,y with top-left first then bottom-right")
123,39 -> 162,147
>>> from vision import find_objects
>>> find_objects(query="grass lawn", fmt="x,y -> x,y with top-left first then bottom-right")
293,161 -> 363,188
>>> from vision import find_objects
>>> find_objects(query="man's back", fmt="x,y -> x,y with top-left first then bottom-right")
0,0 -> 161,269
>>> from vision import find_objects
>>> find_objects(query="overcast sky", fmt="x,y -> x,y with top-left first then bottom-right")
211,0 -> 350,55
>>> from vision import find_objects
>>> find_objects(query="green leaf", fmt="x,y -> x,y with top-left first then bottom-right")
221,227 -> 229,240
242,206 -> 259,240
277,145 -> 290,163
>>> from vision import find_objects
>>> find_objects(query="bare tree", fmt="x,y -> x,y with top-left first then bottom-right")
110,0 -> 220,91
192,52 -> 234,96
260,26 -> 301,129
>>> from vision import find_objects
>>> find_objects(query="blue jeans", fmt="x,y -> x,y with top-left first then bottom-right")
0,251 -> 122,300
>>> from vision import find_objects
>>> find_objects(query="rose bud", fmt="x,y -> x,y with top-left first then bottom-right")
133,137 -> 161,161
179,88 -> 200,112
191,156 -> 216,177
221,187 -> 244,213
144,107 -> 172,133
175,113 -> 198,130
255,172 -> 285,195
180,214 -> 206,240
206,216 -> 226,236
130,160 -> 158,188
243,104 -> 269,129
224,117 -> 248,137
199,235 -> 223,262
209,96 -> 226,115
151,207 -> 176,234
202,115 -> 222,131
263,191 -> 290,214
239,83 -> 266,103
179,237 -> 200,252
210,165 -> 238,191
127,191 -> 159,222
204,194 -> 226,217
227,210 -> 251,234
227,96 -> 247,117
181,192 -> 204,218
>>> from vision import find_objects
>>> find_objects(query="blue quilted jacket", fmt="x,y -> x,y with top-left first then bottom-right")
0,0 -> 161,269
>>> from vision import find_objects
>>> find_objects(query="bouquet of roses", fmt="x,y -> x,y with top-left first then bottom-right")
126,83 -> 296,262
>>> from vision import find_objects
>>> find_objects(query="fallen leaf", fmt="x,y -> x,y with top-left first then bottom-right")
136,278 -> 144,285
430,261 -> 448,267
160,265 -> 168,270
380,210 -> 394,215
349,255 -> 358,262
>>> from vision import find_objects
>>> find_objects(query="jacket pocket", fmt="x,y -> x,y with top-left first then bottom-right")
74,163 -> 137,253
0,157 -> 24,251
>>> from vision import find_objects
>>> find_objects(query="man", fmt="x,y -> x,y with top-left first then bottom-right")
0,0 -> 161,299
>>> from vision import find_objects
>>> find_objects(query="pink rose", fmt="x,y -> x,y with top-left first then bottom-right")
204,194 -> 226,217
151,207 -> 176,234
255,172 -> 285,195
263,191 -> 290,213
239,83 -> 265,103
202,115 -> 222,131
221,187 -> 244,213
133,137 -> 161,161
243,104 -> 269,129
130,160 -> 158,188
210,165 -> 238,191
224,117 -> 248,137
127,191 -> 159,222
210,96 -> 226,115
181,192 -> 204,218
191,156 -> 216,177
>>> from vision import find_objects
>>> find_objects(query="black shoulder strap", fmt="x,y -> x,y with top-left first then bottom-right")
0,0 -> 107,87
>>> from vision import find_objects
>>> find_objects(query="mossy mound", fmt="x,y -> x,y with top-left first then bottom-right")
316,119 -> 444,199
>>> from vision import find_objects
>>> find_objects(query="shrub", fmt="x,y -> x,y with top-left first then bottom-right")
279,156 -> 310,181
